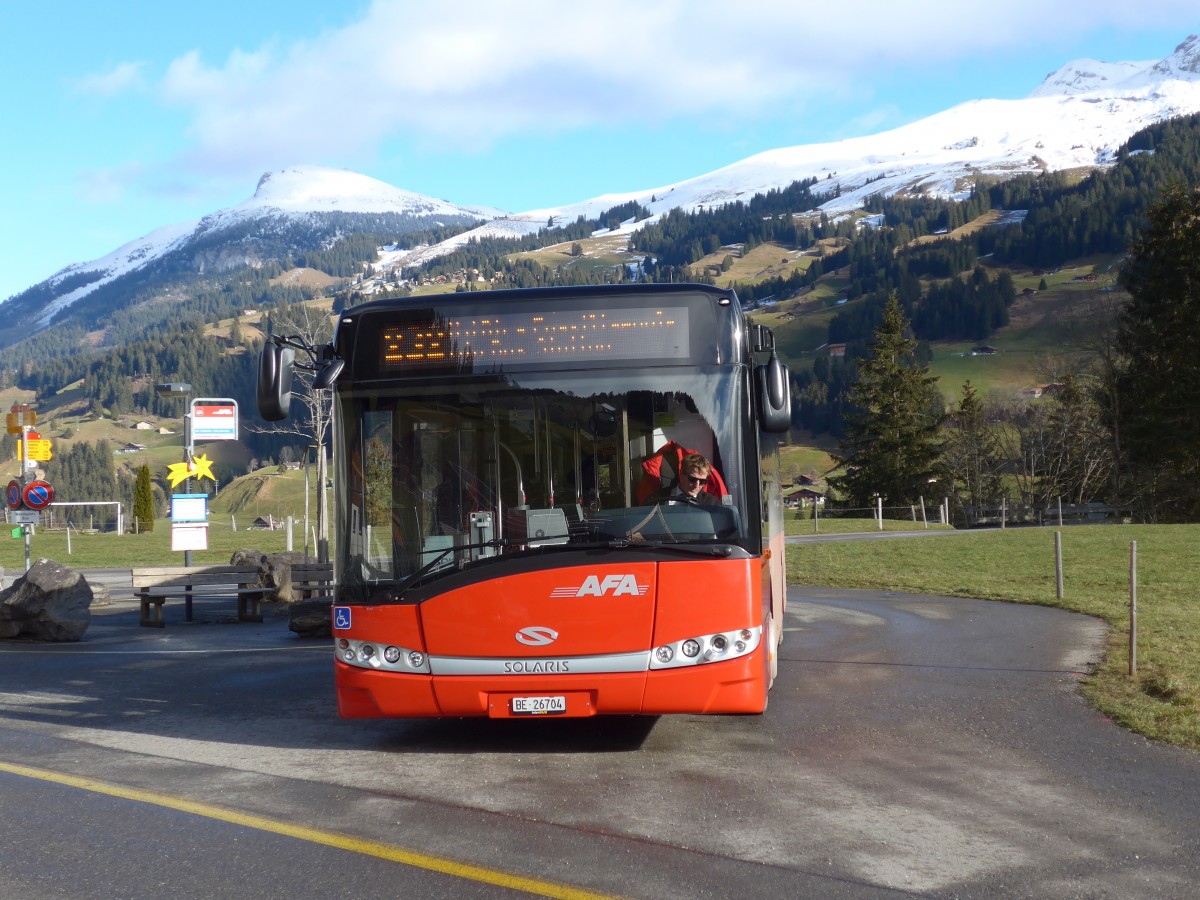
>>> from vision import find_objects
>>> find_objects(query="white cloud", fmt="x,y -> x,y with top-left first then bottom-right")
77,163 -> 144,203
131,0 -> 1197,183
74,61 -> 147,97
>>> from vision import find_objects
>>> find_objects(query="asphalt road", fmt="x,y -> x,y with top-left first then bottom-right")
0,578 -> 1197,898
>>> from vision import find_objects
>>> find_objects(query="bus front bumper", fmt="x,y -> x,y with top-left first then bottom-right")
335,647 -> 768,718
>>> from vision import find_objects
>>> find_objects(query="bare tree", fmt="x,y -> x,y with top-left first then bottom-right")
987,372 -> 1114,511
250,302 -> 337,561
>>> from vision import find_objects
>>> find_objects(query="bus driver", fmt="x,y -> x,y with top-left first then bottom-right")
670,453 -> 720,506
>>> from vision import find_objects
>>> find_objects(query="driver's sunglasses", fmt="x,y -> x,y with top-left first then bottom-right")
684,474 -> 708,486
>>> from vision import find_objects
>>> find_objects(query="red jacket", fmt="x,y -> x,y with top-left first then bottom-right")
635,441 -> 728,504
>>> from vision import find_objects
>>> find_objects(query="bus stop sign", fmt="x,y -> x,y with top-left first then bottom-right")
191,398 -> 239,442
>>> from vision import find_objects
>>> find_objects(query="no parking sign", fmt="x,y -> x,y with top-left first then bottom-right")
22,480 -> 54,510
5,480 -> 22,510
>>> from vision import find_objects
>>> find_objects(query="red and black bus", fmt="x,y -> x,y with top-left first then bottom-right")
259,283 -> 791,718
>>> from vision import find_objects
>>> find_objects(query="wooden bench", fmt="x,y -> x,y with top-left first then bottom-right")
132,565 -> 265,627
287,562 -> 334,602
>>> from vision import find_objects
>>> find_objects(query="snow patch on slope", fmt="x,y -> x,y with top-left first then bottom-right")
38,220 -> 197,326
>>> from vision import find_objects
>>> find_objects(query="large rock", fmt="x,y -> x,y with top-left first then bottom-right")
230,549 -> 308,603
229,548 -> 267,568
0,559 -> 93,641
288,597 -> 333,638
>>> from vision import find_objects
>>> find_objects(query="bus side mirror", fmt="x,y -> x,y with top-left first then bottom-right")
257,341 -> 295,421
313,357 -> 345,390
756,352 -> 791,434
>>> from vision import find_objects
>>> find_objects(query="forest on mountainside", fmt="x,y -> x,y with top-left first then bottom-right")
788,114 -> 1200,438
836,176 -> 1200,523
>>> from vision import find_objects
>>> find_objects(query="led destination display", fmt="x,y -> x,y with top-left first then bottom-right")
379,306 -> 691,371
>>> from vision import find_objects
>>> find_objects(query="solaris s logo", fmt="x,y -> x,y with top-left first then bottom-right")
515,626 -> 559,646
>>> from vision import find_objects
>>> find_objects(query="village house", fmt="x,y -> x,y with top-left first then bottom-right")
785,488 -> 825,508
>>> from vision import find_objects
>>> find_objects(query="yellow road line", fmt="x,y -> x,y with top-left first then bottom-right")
0,760 -> 620,900
0,646 -> 326,655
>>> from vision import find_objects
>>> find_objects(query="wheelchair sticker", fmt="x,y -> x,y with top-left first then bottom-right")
333,607 -> 352,630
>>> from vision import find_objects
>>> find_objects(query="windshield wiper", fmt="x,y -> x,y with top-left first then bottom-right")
604,539 -> 734,558
386,537 -> 506,596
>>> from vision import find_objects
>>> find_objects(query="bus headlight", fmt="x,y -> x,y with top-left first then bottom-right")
336,638 -> 431,673
704,634 -> 729,661
648,627 -> 762,670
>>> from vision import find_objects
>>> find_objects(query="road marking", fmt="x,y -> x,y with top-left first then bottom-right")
0,760 -> 621,900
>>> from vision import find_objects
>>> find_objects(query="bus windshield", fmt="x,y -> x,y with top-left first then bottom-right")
335,368 -> 755,592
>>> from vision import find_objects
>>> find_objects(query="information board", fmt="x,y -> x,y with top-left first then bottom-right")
191,398 -> 239,441
171,493 -> 208,523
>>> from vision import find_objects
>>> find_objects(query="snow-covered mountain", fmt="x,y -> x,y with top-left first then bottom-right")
16,166 -> 497,327
9,34 -> 1200,330
406,34 -> 1200,266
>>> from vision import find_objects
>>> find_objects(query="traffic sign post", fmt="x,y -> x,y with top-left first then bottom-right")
9,404 -> 52,572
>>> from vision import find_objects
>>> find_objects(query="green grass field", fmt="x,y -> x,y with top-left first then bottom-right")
1,518 -> 296,570
786,523 -> 1200,750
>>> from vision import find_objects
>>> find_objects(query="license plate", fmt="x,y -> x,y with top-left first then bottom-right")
511,695 -> 567,715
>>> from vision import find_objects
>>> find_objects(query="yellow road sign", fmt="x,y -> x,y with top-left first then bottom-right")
6,409 -> 36,433
18,439 -> 52,461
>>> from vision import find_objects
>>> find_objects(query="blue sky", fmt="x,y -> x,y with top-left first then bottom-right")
1,1 -> 1196,302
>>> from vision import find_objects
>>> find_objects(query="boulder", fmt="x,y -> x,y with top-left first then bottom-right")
230,549 -> 308,603
90,583 -> 112,607
229,548 -> 267,567
288,597 -> 333,638
0,559 -> 93,641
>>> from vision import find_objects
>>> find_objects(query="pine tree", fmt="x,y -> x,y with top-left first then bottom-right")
134,464 -> 155,533
830,294 -> 945,510
1115,181 -> 1200,519
943,381 -> 1003,511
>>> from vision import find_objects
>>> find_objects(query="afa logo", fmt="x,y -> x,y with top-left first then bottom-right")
550,574 -> 648,598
